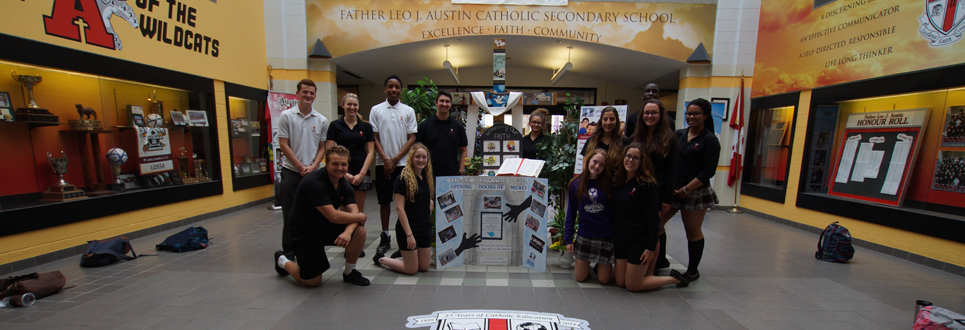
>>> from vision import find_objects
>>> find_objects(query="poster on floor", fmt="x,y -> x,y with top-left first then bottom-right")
827,109 -> 929,206
435,176 -> 549,272
932,150 -> 965,193
574,105 -> 627,175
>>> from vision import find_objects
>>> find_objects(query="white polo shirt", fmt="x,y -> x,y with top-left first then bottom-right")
276,106 -> 328,171
370,99 -> 418,167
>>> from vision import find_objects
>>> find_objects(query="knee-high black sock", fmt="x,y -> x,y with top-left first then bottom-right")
687,239 -> 705,274
657,233 -> 668,264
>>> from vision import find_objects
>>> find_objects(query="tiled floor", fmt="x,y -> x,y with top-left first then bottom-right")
2,194 -> 964,329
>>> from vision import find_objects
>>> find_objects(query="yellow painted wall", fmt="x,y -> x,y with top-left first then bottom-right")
0,82 -> 273,266
741,89 -> 965,267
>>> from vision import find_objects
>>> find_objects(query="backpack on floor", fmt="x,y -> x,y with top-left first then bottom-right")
156,227 -> 209,253
915,304 -> 965,330
80,237 -> 138,267
0,271 -> 67,300
815,221 -> 854,263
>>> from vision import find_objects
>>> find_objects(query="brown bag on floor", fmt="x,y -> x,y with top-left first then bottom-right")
0,271 -> 67,300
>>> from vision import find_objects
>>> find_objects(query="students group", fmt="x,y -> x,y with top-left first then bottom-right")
271,78 -> 721,293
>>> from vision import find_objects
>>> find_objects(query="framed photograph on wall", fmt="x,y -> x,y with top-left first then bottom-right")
711,98 -> 730,121
185,110 -> 209,127
0,91 -> 11,108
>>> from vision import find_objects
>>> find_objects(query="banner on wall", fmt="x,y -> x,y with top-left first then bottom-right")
574,105 -> 626,175
267,92 -> 298,196
2,0 -> 266,88
752,0 -> 965,97
827,109 -> 930,206
435,176 -> 549,272
306,1 -> 716,62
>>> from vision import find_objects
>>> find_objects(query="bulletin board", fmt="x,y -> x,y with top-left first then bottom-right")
435,176 -> 549,272
478,124 -> 523,176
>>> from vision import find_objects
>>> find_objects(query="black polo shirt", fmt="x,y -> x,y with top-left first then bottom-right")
416,114 -> 467,176
288,168 -> 357,236
393,175 -> 432,231
327,118 -> 374,173
521,133 -> 546,160
674,128 -> 721,187
611,180 -> 659,250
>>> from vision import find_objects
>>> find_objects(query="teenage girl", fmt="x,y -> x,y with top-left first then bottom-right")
374,143 -> 434,275
612,143 -> 689,291
581,106 -> 630,173
521,108 -> 550,160
565,149 -> 614,284
630,99 -> 679,269
659,98 -> 721,283
327,93 -> 376,212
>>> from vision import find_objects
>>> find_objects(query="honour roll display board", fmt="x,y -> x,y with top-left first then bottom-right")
435,176 -> 549,272
827,109 -> 929,206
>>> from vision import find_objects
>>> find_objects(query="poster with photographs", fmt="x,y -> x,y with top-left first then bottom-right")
478,124 -> 523,175
169,111 -> 187,126
185,110 -> 209,127
574,105 -> 627,175
435,176 -> 549,272
941,106 -> 965,147
933,150 -> 965,193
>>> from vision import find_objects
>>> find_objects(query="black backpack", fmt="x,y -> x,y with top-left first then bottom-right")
156,227 -> 209,252
80,237 -> 138,267
815,222 -> 854,263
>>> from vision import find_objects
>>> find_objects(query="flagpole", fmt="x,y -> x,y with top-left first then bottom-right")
727,72 -> 744,214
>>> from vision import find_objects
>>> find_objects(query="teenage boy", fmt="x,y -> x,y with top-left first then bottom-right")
625,83 -> 674,138
417,91 -> 468,177
370,75 -> 418,255
274,146 -> 370,287
277,79 -> 328,256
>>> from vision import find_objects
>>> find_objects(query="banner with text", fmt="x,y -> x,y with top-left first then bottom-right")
752,0 -> 965,97
306,1 -> 716,62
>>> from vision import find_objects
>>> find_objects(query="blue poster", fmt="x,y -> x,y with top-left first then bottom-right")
435,176 -> 549,272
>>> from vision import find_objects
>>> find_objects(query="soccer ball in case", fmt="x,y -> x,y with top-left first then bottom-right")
146,113 -> 164,127
106,148 -> 128,165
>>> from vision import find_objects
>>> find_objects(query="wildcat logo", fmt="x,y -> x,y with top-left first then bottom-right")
919,0 -> 965,46
44,0 -> 139,50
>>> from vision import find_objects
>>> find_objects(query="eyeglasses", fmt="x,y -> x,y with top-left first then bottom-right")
642,111 -> 660,117
685,112 -> 704,117
625,154 -> 640,161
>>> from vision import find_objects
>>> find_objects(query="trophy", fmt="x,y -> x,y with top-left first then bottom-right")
41,151 -> 87,202
105,148 -> 129,192
12,71 -> 42,108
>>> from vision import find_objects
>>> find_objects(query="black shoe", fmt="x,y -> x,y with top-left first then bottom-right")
372,252 -> 384,267
669,269 -> 690,287
274,250 -> 289,276
682,270 -> 700,282
377,233 -> 391,255
390,250 -> 402,259
656,259 -> 670,269
342,269 -> 370,286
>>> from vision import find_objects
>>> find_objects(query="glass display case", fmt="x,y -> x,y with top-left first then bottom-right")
226,83 -> 270,191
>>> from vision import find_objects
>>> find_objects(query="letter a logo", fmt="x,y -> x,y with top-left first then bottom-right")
44,0 -> 140,50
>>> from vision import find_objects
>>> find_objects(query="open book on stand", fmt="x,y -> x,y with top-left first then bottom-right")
496,158 -> 545,177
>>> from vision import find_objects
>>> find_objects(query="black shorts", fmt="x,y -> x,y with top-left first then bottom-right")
376,166 -> 404,205
395,222 -> 433,251
291,227 -> 344,280
613,237 -> 648,265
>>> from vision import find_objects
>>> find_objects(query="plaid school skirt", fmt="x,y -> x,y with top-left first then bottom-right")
670,185 -> 719,211
574,235 -> 614,264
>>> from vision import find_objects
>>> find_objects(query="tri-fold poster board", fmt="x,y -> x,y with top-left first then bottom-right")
827,109 -> 929,206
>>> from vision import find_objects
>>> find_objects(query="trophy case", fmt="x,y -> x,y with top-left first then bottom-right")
226,83 -> 271,191
0,58 -> 221,235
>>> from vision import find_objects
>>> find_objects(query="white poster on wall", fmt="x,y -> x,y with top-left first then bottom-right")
136,127 -> 173,175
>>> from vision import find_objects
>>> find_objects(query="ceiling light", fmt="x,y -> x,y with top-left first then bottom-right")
551,47 -> 573,85
443,45 -> 460,84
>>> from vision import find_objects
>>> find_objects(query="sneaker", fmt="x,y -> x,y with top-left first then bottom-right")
372,252 -> 384,267
669,269 -> 690,287
377,232 -> 391,255
390,250 -> 402,259
342,269 -> 371,286
273,250 -> 289,276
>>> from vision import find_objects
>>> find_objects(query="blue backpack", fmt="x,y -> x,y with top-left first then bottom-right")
80,237 -> 138,267
815,222 -> 854,263
156,227 -> 209,253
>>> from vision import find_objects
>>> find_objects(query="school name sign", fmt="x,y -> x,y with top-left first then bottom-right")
308,1 -> 716,61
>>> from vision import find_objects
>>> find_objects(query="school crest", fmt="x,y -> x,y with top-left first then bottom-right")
919,0 -> 965,46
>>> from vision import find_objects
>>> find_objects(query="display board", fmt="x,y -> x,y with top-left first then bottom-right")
135,127 -> 173,175
435,176 -> 549,272
478,124 -> 523,176
574,105 -> 627,175
827,109 -> 929,206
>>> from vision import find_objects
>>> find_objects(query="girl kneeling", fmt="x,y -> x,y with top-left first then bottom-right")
374,143 -> 434,275
565,149 -> 615,284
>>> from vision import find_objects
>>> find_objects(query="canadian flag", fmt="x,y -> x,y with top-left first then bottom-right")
728,76 -> 745,186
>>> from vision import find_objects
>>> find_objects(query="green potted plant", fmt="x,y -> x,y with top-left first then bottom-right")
537,95 -> 583,268
463,156 -> 483,176
399,77 -> 438,122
